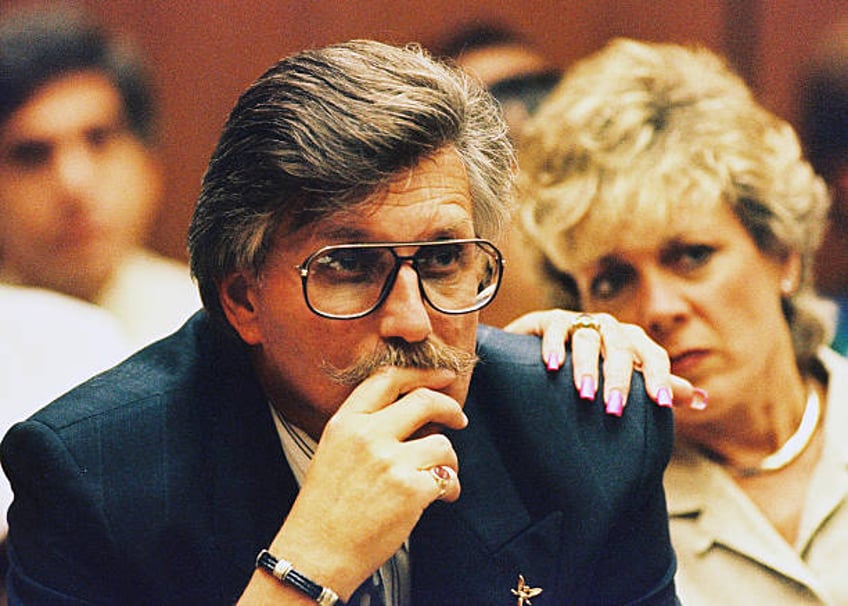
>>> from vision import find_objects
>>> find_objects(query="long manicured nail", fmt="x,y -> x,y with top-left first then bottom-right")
545,351 -> 561,371
691,388 -> 708,410
606,389 -> 624,417
656,386 -> 673,408
579,375 -> 596,400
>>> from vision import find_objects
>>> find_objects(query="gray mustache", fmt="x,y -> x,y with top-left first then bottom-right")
323,338 -> 478,385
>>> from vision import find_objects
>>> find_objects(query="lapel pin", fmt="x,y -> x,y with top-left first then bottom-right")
511,574 -> 543,605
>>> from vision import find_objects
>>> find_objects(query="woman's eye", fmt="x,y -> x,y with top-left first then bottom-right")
591,265 -> 634,300
675,245 -> 714,271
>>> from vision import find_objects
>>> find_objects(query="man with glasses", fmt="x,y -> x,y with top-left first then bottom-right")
1,40 -> 680,605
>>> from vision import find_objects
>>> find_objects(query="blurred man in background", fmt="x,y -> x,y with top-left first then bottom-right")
0,4 -> 198,348
436,22 -> 560,141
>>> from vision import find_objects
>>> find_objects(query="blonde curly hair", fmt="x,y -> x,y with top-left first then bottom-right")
518,38 -> 833,366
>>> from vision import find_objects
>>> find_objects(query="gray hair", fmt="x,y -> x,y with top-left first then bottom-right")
519,38 -> 833,367
189,40 -> 514,325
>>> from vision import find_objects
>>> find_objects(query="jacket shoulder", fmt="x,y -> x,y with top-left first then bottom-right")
469,323 -> 674,490
24,312 -> 245,431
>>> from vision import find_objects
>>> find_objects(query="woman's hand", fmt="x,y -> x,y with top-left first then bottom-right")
504,309 -> 702,415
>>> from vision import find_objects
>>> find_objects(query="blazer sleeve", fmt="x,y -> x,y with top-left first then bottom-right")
1,314 -> 291,605
2,419 -> 131,605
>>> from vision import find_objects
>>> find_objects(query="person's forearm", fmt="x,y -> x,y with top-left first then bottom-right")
238,568 -> 323,605
238,527 -> 359,606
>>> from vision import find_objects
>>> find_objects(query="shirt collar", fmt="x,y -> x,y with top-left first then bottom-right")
269,402 -> 316,487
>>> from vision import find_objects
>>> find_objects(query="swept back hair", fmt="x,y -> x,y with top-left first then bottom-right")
189,40 -> 514,325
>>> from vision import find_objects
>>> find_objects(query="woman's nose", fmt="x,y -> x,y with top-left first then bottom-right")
640,273 -> 690,338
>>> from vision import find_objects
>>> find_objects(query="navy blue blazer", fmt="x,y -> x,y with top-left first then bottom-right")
1,311 -> 677,605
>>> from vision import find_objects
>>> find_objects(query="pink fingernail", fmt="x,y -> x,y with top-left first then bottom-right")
545,351 -> 561,371
691,388 -> 708,410
657,387 -> 673,408
606,389 -> 624,417
579,375 -> 596,400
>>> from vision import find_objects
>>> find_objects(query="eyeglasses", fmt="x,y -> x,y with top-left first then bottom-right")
296,238 -> 503,319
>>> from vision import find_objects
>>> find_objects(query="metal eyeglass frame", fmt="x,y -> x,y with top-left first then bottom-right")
296,238 -> 503,320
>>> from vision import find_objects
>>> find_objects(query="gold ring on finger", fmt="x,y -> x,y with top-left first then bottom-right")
568,313 -> 602,339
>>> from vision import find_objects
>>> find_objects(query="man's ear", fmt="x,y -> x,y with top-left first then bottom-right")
219,272 -> 263,345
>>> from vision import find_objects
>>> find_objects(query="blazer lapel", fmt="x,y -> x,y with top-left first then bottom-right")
410,387 -> 563,604
210,387 -> 298,581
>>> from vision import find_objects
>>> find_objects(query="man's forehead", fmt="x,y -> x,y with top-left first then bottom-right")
311,216 -> 474,244
314,153 -> 473,240
271,203 -> 477,261
271,148 -> 476,256
384,148 -> 469,189
3,71 -> 124,136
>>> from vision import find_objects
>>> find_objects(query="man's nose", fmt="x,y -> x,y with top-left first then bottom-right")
54,145 -> 97,200
377,263 -> 433,343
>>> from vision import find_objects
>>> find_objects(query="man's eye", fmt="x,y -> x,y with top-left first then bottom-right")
86,125 -> 122,151
314,249 -> 385,282
320,251 -> 367,273
417,244 -> 463,272
6,141 -> 51,168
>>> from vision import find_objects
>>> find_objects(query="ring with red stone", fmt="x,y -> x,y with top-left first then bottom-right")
426,465 -> 451,498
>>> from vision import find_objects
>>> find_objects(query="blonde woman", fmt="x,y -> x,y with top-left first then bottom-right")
513,38 -> 846,605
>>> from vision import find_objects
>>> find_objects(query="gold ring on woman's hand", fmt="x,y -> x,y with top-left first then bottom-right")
568,313 -> 602,339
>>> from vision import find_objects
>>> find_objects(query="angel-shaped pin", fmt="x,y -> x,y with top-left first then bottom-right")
510,574 -> 543,605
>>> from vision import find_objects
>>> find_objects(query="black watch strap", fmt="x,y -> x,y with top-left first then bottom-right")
256,549 -> 345,606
